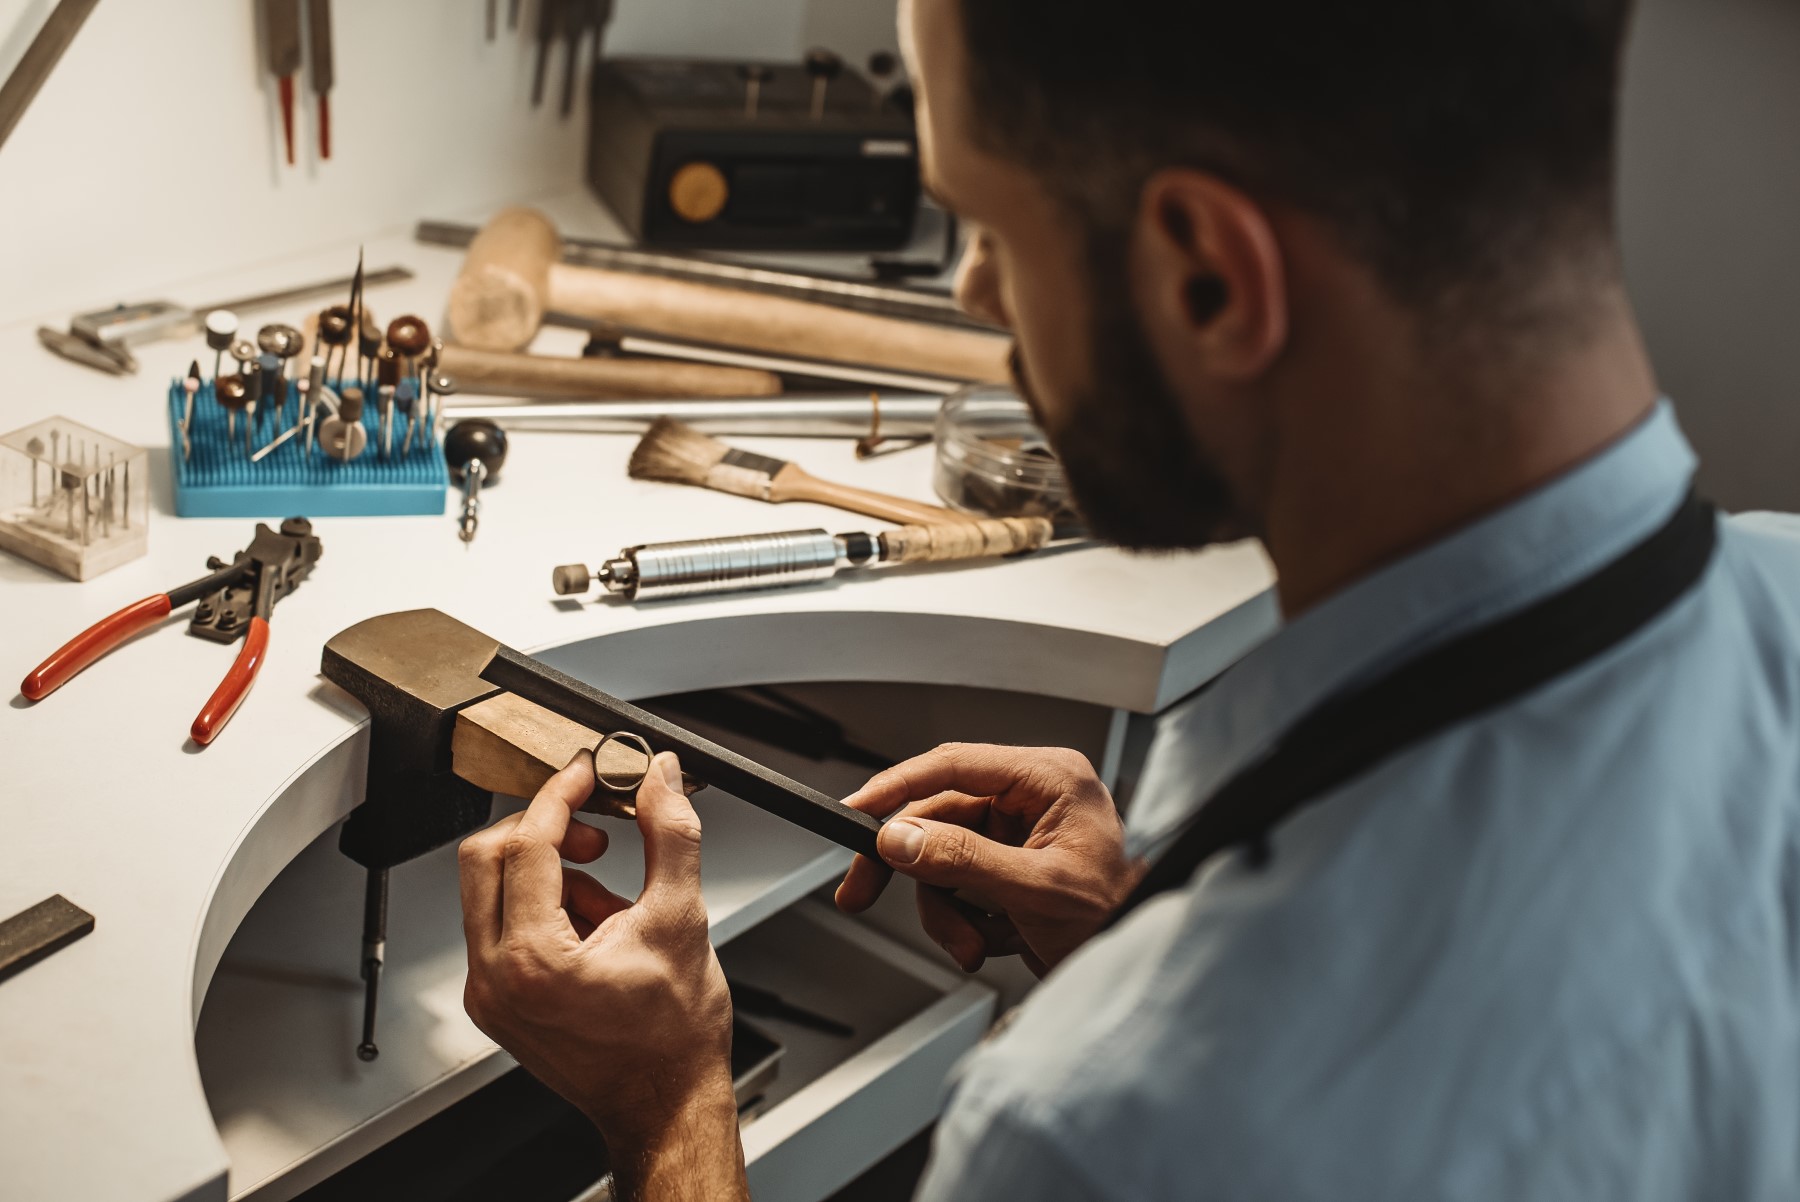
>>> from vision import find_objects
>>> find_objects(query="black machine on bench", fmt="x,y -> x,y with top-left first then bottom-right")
586,54 -> 920,251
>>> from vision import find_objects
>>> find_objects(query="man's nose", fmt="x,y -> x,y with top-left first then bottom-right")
953,230 -> 1010,330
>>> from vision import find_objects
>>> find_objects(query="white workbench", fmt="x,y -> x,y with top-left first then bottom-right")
0,192 -> 1276,1202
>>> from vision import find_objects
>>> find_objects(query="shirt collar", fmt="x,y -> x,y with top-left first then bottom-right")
1127,399 -> 1699,853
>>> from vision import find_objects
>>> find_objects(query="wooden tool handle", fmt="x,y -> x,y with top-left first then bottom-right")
881,516 -> 1056,563
768,463 -> 965,526
546,263 -> 1011,384
437,344 -> 781,400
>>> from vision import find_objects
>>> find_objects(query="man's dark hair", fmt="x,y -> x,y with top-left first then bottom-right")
960,1 -> 1636,321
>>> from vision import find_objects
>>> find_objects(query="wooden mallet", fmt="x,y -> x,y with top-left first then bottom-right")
445,207 -> 1012,384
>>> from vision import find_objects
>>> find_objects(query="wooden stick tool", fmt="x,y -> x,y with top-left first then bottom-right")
436,344 -> 781,400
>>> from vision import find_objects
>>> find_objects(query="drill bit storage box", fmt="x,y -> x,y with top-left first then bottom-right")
0,417 -> 147,581
166,378 -> 447,519
587,57 -> 919,251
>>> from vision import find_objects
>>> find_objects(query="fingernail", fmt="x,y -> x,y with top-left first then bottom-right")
658,753 -> 681,789
882,819 -> 925,865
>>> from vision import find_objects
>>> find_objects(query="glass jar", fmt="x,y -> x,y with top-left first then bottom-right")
931,384 -> 1071,519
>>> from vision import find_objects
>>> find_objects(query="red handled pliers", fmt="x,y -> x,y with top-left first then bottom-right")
21,519 -> 323,744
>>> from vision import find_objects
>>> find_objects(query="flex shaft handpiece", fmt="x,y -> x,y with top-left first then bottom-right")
551,516 -> 1067,603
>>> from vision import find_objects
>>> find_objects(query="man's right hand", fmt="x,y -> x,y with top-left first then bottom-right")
834,743 -> 1144,977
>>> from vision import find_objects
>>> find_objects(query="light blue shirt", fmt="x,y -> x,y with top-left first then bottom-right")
920,402 -> 1800,1201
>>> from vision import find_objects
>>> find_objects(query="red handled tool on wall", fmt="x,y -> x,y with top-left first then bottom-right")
264,0 -> 303,166
20,518 -> 322,744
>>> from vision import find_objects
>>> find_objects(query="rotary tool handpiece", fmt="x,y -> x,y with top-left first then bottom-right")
552,516 -> 1059,603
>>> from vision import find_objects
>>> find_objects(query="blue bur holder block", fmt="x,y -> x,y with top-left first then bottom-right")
167,379 -> 448,518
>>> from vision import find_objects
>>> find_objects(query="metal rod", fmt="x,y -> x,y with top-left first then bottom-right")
441,393 -> 943,439
0,0 -> 102,156
415,220 -> 989,331
479,647 -> 882,857
250,421 -> 304,463
192,266 -> 412,321
356,866 -> 388,1062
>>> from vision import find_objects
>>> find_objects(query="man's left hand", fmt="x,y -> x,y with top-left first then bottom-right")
457,749 -> 745,1199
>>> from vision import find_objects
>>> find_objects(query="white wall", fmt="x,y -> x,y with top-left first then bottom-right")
9,0 -> 1789,512
1618,0 -> 1800,512
0,0 -> 900,329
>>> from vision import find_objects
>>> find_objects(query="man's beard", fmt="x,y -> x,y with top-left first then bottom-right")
1013,242 -> 1244,551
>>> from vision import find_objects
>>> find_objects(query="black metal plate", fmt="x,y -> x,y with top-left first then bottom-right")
0,894 -> 94,984
481,646 -> 883,857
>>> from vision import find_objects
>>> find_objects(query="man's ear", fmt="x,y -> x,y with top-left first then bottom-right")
1130,170 -> 1288,383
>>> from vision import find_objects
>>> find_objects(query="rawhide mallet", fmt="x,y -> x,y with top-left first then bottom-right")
444,206 -> 1012,383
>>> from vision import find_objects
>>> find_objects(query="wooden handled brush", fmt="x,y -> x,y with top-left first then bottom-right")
628,418 -> 966,526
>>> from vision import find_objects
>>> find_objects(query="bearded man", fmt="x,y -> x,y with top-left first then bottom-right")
455,2 -> 1800,1198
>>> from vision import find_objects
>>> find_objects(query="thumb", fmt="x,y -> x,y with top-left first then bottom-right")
879,817 -> 1032,901
636,751 -> 704,905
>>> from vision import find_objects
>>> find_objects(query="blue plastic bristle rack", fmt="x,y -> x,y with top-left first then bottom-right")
167,378 -> 447,518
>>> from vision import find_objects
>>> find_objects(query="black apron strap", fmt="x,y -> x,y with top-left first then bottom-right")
1109,490 -> 1718,929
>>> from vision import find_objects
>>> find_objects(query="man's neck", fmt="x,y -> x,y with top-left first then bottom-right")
1261,293 -> 1660,617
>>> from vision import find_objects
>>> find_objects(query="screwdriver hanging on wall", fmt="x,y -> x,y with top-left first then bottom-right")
561,1 -> 615,117
530,0 -> 558,107
305,0 -> 333,160
264,0 -> 303,165
529,0 -> 615,116
559,2 -> 583,117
